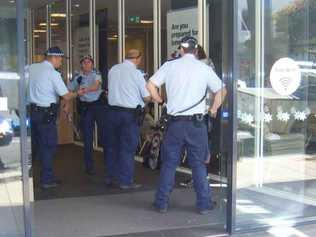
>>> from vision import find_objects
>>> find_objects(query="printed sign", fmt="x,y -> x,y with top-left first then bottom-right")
270,57 -> 301,96
167,8 -> 198,59
73,26 -> 90,70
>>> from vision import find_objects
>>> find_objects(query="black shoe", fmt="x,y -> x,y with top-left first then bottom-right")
85,169 -> 96,176
119,183 -> 142,190
198,201 -> 217,215
41,181 -> 59,189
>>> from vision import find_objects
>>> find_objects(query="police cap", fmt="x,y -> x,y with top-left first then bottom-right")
80,55 -> 94,64
179,36 -> 198,50
44,46 -> 65,57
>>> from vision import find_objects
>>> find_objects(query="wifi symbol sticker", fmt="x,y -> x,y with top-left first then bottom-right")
270,58 -> 301,96
279,77 -> 291,91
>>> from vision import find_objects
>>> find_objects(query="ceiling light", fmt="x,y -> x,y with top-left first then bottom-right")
39,23 -> 59,26
33,35 -> 40,38
9,0 -> 15,3
33,29 -> 46,33
108,37 -> 118,41
140,20 -> 153,24
74,4 -> 80,8
51,13 -> 66,18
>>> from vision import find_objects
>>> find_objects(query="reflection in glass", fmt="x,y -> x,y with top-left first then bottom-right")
0,2 -> 25,236
236,0 -> 316,231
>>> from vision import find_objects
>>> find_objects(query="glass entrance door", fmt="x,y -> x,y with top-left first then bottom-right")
204,0 -> 233,230
205,0 -> 228,183
235,0 -> 316,232
0,1 -> 28,236
27,0 -> 234,236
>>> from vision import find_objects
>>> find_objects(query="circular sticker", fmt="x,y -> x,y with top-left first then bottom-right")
270,57 -> 301,96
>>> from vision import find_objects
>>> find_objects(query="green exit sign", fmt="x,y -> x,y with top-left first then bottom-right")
129,16 -> 140,24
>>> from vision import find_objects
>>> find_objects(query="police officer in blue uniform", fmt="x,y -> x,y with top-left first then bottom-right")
106,49 -> 151,189
147,37 -> 227,214
28,47 -> 85,189
68,55 -> 107,175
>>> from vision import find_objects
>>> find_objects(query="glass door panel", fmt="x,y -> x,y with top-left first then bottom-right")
125,0 -> 154,76
235,0 -> 316,231
0,2 -> 26,236
71,0 -> 90,143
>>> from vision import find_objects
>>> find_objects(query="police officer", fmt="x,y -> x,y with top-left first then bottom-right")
106,49 -> 151,189
28,46 -> 85,189
146,36 -> 227,214
68,55 -> 106,175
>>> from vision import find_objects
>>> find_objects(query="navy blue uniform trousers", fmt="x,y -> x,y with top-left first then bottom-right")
104,109 -> 140,186
154,119 -> 211,211
80,103 -> 107,171
31,109 -> 58,185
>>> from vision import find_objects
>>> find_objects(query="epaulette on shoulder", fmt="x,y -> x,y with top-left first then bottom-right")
167,57 -> 180,62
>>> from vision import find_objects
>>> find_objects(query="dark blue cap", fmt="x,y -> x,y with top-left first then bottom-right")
44,46 -> 65,57
180,36 -> 198,49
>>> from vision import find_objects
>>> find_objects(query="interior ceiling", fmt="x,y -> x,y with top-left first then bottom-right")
27,0 -> 169,28
28,0 -> 54,8
28,0 -> 168,16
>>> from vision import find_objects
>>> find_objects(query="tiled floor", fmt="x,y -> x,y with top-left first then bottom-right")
33,145 -> 190,200
0,137 -> 27,237
5,144 -> 316,237
111,223 -> 316,237
31,145 -> 227,237
110,225 -> 227,237
33,189 -> 226,237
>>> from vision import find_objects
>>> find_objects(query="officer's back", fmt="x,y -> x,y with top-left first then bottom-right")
108,50 -> 148,108
147,36 -> 226,214
151,51 -> 221,116
28,46 -> 84,189
28,61 -> 65,106
105,49 -> 149,190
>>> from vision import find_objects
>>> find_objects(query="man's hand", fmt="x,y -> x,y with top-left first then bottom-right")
146,81 -> 163,103
208,107 -> 217,118
77,87 -> 87,96
208,87 -> 227,118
